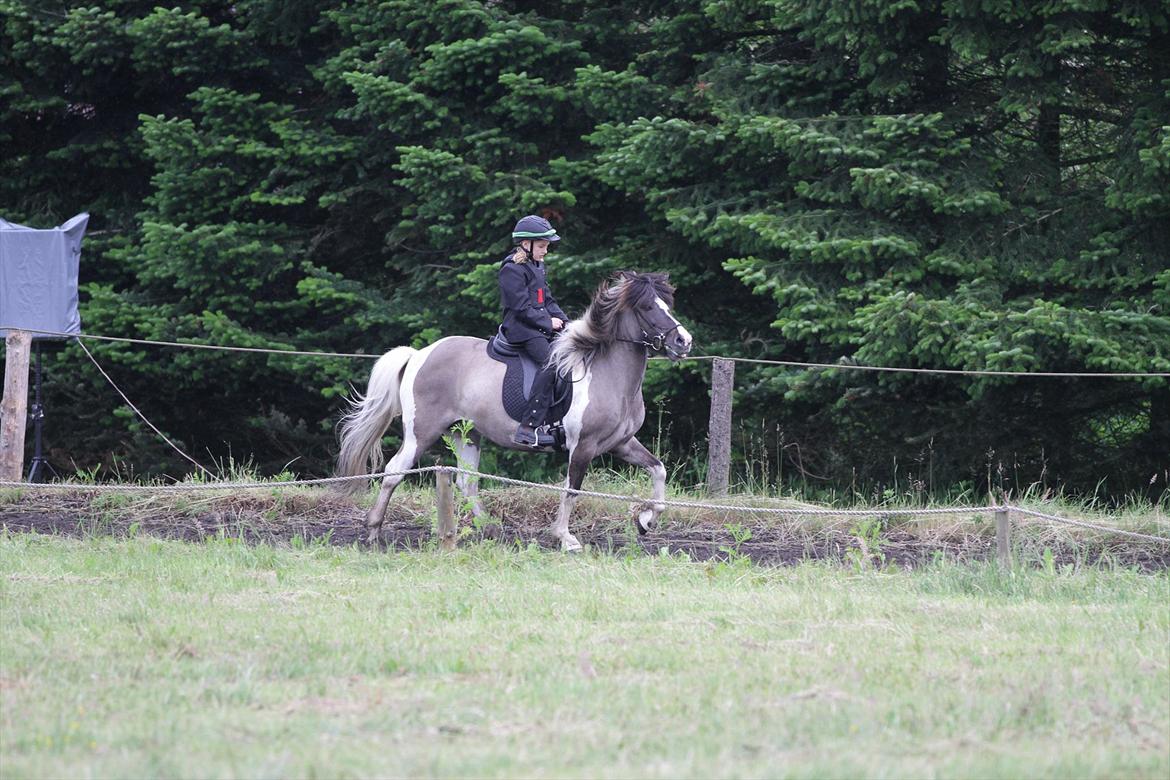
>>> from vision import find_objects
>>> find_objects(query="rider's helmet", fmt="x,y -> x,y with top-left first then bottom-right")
511,215 -> 561,245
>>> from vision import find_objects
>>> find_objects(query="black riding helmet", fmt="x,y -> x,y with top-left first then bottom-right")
511,215 -> 561,246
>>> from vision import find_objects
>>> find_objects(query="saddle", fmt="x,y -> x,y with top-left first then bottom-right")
486,327 -> 573,434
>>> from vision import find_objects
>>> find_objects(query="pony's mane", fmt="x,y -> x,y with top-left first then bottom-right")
549,271 -> 675,377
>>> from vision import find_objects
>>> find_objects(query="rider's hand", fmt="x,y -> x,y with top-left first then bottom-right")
551,317 -> 564,331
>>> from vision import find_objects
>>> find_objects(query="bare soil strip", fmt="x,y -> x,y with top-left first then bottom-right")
2,490 -> 1166,569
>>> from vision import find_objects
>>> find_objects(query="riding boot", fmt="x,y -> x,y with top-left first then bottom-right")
512,423 -> 555,448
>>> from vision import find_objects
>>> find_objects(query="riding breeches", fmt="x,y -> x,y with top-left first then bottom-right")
520,337 -> 555,427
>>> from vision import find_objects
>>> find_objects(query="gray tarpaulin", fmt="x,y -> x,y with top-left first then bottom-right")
0,212 -> 87,340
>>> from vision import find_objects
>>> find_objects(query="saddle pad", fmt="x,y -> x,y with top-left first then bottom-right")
486,336 -> 573,424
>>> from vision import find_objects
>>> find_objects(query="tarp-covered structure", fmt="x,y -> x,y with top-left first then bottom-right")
0,213 -> 87,340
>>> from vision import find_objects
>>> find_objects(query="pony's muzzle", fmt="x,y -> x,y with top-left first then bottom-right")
666,329 -> 692,360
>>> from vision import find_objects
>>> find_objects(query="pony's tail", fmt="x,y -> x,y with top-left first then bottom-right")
335,346 -> 417,494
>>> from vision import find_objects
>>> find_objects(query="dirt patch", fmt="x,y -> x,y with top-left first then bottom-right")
2,490 -> 1166,570
0,506 -> 962,566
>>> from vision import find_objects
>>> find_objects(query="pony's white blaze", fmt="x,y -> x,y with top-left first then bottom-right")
655,296 -> 692,348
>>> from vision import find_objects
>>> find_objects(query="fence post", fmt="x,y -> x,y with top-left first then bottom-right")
995,507 -> 1012,569
436,468 -> 456,551
706,357 -> 735,496
1,330 -> 32,482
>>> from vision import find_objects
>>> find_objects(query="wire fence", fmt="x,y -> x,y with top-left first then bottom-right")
3,465 -> 1168,546
6,326 -> 1168,378
4,324 -> 1168,549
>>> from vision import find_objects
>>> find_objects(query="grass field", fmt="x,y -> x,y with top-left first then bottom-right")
1,532 -> 1167,779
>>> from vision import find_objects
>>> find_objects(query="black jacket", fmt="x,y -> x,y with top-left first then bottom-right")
499,255 -> 567,342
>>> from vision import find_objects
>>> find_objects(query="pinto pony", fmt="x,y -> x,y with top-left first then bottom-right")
336,271 -> 693,551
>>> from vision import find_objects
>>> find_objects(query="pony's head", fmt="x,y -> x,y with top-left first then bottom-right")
607,271 -> 692,360
550,271 -> 693,376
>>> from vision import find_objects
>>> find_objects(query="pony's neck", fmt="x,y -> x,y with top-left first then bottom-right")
598,337 -> 649,398
587,309 -> 647,395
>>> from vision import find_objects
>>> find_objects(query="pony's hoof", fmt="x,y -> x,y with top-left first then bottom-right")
562,538 -> 583,553
636,509 -> 654,535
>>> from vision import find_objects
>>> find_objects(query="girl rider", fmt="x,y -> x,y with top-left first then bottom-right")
499,215 -> 568,447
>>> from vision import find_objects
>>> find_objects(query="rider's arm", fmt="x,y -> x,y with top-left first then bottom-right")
545,288 -> 568,323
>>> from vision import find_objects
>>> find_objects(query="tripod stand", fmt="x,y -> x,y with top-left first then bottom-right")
26,341 -> 58,483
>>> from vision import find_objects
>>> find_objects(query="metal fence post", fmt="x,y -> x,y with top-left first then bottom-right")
706,357 -> 735,496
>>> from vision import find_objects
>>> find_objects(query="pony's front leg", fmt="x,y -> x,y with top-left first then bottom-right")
552,450 -> 593,552
610,437 -> 667,534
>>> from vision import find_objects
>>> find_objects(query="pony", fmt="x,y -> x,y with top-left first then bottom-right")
336,271 -> 693,551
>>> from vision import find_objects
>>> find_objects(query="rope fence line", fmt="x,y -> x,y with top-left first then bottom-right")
0,465 -> 997,513
2,465 -> 1167,545
1009,506 -> 1170,544
0,470 -> 407,493
6,326 -> 1167,378
444,467 -> 998,517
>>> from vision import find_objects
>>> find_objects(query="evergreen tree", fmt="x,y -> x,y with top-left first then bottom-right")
586,0 -> 1170,496
2,0 -> 1165,496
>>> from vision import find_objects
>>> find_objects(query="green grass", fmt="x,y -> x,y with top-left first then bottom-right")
1,534 -> 1167,779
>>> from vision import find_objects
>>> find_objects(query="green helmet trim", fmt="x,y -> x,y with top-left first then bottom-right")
512,229 -> 558,239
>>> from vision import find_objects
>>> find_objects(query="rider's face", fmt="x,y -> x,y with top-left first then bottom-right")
528,239 -> 550,262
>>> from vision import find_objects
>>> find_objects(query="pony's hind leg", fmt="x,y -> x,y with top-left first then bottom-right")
609,437 -> 667,534
366,420 -> 449,544
366,440 -> 420,544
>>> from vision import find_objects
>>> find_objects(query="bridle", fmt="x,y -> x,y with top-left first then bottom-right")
617,307 -> 687,358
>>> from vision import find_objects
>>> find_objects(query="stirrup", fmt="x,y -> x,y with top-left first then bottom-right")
513,424 -> 554,448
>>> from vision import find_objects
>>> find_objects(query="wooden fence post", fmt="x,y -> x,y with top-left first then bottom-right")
1,330 -> 32,482
706,357 -> 735,497
436,468 -> 456,551
995,507 -> 1012,569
